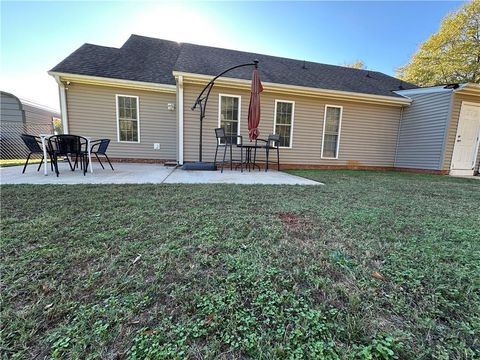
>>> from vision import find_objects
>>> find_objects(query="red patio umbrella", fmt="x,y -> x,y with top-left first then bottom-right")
247,67 -> 263,141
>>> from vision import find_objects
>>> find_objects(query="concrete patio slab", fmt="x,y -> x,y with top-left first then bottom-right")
164,169 -> 322,185
0,162 -> 174,185
0,162 -> 322,185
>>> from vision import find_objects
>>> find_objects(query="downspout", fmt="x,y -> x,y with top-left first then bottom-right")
177,75 -> 184,165
54,75 -> 69,134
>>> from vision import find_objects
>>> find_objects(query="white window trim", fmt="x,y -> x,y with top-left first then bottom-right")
273,99 -> 295,149
116,94 -> 140,143
321,104 -> 343,159
218,93 -> 241,144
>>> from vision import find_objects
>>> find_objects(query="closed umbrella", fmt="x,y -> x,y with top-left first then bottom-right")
247,66 -> 263,141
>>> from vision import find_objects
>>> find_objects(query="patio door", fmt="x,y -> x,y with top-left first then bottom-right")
450,102 -> 480,175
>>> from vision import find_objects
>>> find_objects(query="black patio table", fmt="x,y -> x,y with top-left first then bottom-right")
236,143 -> 261,171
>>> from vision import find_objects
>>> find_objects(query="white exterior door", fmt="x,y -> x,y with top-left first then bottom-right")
451,102 -> 480,175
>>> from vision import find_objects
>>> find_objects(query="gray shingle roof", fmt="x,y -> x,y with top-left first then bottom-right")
50,36 -> 181,85
51,35 -> 416,97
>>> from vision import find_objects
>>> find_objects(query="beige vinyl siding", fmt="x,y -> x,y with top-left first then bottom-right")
66,83 -> 177,160
442,93 -> 480,170
183,83 -> 401,166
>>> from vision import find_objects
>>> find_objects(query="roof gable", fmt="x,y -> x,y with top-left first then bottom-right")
50,36 -> 182,85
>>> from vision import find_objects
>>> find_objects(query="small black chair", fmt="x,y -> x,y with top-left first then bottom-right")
214,128 -> 243,173
20,134 -> 53,174
90,139 -> 114,171
48,135 -> 88,176
254,134 -> 281,172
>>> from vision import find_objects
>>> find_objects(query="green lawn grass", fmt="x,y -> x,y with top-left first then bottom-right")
1,171 -> 479,359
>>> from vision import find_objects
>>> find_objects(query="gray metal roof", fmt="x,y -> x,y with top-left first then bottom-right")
51,35 -> 417,97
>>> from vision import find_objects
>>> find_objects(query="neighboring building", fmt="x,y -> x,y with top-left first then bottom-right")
0,91 -> 60,159
48,35 -> 480,175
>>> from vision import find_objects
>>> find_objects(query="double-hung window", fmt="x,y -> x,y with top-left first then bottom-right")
321,105 -> 343,158
116,95 -> 140,142
219,94 -> 241,144
274,100 -> 294,148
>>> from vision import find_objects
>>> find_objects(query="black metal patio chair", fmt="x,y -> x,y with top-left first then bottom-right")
20,134 -> 53,174
90,139 -> 114,171
254,134 -> 281,171
214,128 -> 243,173
48,135 -> 88,176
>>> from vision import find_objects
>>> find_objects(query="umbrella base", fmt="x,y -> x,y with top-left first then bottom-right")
181,162 -> 217,171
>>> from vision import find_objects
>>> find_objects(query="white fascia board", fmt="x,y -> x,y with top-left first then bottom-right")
395,86 -> 453,96
396,83 -> 480,97
173,71 -> 412,106
48,71 -> 177,93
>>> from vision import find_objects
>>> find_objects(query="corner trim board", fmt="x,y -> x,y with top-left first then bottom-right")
54,75 -> 69,134
439,92 -> 455,170
177,75 -> 184,165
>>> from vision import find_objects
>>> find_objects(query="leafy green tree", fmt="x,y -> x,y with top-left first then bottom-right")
342,60 -> 366,69
52,117 -> 63,134
397,0 -> 480,86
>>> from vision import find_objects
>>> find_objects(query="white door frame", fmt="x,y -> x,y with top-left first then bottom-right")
450,101 -> 480,176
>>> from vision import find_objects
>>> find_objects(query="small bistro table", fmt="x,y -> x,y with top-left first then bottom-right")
39,134 -> 93,175
237,143 -> 261,171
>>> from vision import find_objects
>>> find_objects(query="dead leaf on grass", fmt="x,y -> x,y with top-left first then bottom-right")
372,271 -> 385,281
143,329 -> 157,335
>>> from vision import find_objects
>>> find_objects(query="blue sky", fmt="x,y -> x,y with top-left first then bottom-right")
1,1 -> 466,111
